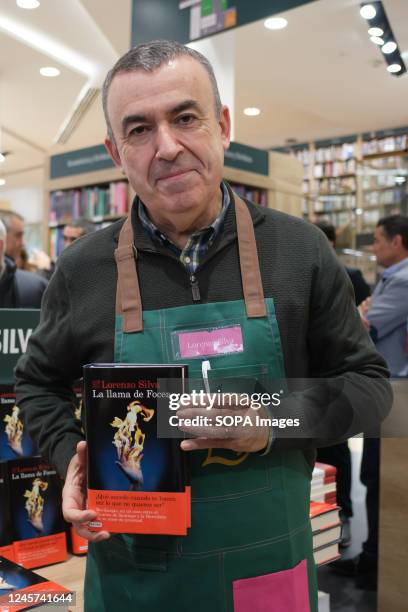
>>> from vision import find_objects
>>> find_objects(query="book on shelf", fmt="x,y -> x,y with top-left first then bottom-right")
229,183 -> 267,207
84,363 -> 190,535
7,458 -> 67,569
0,555 -> 72,611
49,181 -> 128,224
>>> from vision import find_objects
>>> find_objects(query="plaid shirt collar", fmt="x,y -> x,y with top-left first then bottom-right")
137,182 -> 230,273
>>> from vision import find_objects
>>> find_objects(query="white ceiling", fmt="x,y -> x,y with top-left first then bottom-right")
0,0 -> 407,189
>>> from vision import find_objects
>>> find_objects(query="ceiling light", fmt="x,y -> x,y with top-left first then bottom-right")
40,66 -> 60,77
356,208 -> 363,215
264,17 -> 288,30
395,176 -> 406,184
387,63 -> 402,73
0,178 -> 6,187
16,0 -> 40,8
360,4 -> 377,20
0,15 -> 95,76
368,27 -> 384,36
0,153 -> 5,163
370,36 -> 384,45
244,107 -> 261,116
382,41 -> 397,54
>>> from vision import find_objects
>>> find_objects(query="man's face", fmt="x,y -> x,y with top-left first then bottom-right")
373,226 -> 399,268
6,217 -> 24,262
105,56 -> 230,224
63,226 -> 84,248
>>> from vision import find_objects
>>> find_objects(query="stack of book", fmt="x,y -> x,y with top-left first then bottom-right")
84,364 -> 191,536
310,501 -> 341,566
311,461 -> 337,505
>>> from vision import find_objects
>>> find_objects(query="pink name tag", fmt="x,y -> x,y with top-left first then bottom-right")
178,326 -> 244,359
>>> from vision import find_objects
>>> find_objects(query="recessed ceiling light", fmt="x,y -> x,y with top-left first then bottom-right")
360,4 -> 376,20
387,63 -> 402,73
16,0 -> 40,8
382,41 -> 397,54
368,27 -> 384,37
40,66 -> 60,77
0,153 -> 5,163
0,178 -> 6,187
244,107 -> 261,117
264,17 -> 288,30
370,36 -> 384,45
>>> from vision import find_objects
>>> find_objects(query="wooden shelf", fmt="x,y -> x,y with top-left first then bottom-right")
362,149 -> 408,161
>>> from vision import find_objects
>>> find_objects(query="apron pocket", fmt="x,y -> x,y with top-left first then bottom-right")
232,559 -> 310,612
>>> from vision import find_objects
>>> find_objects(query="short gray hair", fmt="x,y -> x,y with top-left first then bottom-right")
102,40 -> 222,143
0,209 -> 24,230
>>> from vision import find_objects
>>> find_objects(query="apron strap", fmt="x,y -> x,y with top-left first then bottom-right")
234,195 -> 267,318
115,192 -> 266,332
115,214 -> 143,332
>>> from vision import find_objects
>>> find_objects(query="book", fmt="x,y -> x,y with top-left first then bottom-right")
0,385 -> 34,460
313,525 -> 341,550
69,526 -> 88,556
313,542 -> 340,566
0,462 -> 14,563
310,502 -> 340,532
7,458 -> 67,569
0,555 -> 72,611
84,364 -> 190,535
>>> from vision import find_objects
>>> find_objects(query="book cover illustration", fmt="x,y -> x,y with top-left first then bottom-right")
0,386 -> 34,460
0,556 -> 72,611
8,458 -> 67,569
84,364 -> 190,535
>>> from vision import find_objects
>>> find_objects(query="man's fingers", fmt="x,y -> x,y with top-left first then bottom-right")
63,507 -> 96,524
74,523 -> 111,543
181,437 -> 238,451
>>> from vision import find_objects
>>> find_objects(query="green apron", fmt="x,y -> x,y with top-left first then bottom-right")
84,196 -> 318,611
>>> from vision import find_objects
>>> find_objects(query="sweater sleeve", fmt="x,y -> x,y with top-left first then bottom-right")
15,263 -> 84,478
272,232 -> 392,450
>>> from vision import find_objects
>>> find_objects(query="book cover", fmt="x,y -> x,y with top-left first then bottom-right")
0,556 -> 72,611
8,458 -> 67,569
0,462 -> 14,563
0,385 -> 34,460
69,526 -> 88,556
84,364 -> 189,535
309,502 -> 340,533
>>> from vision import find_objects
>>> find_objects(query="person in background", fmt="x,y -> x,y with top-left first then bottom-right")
0,219 -> 47,308
332,214 -> 408,590
0,210 -> 25,267
314,221 -> 371,549
314,221 -> 370,306
32,218 -> 96,281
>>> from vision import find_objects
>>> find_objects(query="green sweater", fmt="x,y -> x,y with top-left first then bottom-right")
15,194 -> 391,478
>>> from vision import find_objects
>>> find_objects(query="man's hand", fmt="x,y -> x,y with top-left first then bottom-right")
177,397 -> 270,453
358,297 -> 372,331
62,441 -> 110,542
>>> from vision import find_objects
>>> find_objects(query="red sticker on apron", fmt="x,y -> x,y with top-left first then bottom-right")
178,326 -> 244,359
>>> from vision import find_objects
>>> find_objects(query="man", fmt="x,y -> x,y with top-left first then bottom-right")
15,41 -> 391,612
0,210 -> 25,266
314,221 -> 370,548
332,215 -> 408,589
314,221 -> 370,306
0,219 -> 47,308
33,218 -> 96,280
